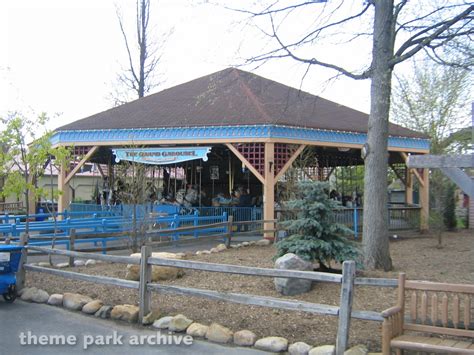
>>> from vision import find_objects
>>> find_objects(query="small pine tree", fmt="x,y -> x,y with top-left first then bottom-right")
276,181 -> 360,270
443,183 -> 457,231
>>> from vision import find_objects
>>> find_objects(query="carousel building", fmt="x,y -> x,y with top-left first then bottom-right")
49,68 -> 430,236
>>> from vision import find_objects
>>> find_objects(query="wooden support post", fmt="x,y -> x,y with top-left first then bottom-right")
69,229 -> 76,267
336,260 -> 355,355
226,215 -> 233,248
58,160 -> 70,218
263,142 -> 275,240
405,169 -> 413,205
420,168 -> 430,231
138,245 -> 152,323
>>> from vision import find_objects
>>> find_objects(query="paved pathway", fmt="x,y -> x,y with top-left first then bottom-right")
0,300 -> 268,355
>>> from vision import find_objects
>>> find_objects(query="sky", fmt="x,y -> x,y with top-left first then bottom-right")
0,0 -> 427,132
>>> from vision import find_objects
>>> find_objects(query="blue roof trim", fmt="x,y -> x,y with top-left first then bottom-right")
51,125 -> 430,150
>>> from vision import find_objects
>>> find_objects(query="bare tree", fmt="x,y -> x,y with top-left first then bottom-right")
234,1 -> 473,270
113,0 -> 170,103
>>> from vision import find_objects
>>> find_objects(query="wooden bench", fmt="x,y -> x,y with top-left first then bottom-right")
381,273 -> 474,354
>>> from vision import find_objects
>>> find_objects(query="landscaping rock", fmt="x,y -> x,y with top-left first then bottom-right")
85,259 -> 96,266
274,253 -> 313,296
233,330 -> 257,346
201,250 -> 211,254
94,305 -> 113,319
241,242 -> 250,247
126,252 -> 185,281
210,248 -> 219,253
215,243 -> 227,251
205,323 -> 233,343
176,252 -> 186,258
186,323 -> 209,337
309,345 -> 335,355
344,345 -> 368,355
21,287 -> 49,303
110,304 -> 139,323
73,259 -> 86,267
289,342 -> 313,355
254,336 -> 288,352
38,262 -> 51,267
153,316 -> 173,329
55,262 -> 69,268
248,241 -> 256,245
47,294 -> 63,306
230,244 -> 240,249
82,300 -> 103,314
195,251 -> 204,255
142,310 -> 161,325
168,314 -> 193,332
63,293 -> 92,311
256,239 -> 271,246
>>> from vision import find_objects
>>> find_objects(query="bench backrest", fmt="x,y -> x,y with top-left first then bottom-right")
399,274 -> 474,338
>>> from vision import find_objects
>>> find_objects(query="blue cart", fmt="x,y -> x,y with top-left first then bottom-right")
0,245 -> 23,303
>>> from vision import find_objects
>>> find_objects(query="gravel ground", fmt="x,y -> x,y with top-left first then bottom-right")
26,230 -> 474,351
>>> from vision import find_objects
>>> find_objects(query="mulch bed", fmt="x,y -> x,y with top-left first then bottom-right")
26,230 -> 474,351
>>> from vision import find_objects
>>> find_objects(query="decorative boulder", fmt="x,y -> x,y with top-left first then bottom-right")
82,300 -> 104,314
62,293 -> 92,311
344,345 -> 368,355
309,345 -> 335,355
20,287 -> 49,303
110,304 -> 139,323
274,253 -> 313,296
206,323 -> 233,343
142,310 -> 162,325
233,330 -> 257,346
95,305 -> 113,319
125,252 -> 185,281
47,294 -> 63,306
168,314 -> 193,332
289,342 -> 313,355
186,323 -> 209,337
153,316 -> 174,329
254,336 -> 288,352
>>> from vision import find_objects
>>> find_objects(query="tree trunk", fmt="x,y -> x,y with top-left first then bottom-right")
362,0 -> 394,271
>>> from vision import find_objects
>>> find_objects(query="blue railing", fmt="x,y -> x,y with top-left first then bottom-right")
1,212 -> 229,253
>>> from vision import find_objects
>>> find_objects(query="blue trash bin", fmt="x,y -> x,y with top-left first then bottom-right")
0,244 -> 23,303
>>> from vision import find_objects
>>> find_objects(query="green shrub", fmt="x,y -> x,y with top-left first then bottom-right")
443,183 -> 457,231
276,181 -> 360,269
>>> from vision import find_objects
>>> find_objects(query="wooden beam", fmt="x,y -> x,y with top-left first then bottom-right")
225,143 -> 265,184
400,152 -> 425,187
390,164 -> 407,186
440,167 -> 474,198
65,146 -> 98,184
420,168 -> 430,231
53,138 -> 430,154
274,144 -> 306,182
96,163 -> 106,178
264,142 -> 275,240
407,154 -> 474,169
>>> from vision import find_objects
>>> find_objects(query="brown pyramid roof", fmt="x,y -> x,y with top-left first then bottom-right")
57,68 -> 425,139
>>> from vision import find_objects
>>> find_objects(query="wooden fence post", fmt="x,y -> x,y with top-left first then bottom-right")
138,245 -> 152,323
16,233 -> 28,291
336,260 -> 356,355
226,215 -> 234,248
69,229 -> 76,267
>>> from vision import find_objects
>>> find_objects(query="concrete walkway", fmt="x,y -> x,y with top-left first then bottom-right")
0,300 -> 268,355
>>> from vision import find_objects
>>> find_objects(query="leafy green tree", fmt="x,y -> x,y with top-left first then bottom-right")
276,181 -> 360,270
0,113 -> 70,240
392,58 -> 471,154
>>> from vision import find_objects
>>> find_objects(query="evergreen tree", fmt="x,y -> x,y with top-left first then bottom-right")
276,181 -> 360,270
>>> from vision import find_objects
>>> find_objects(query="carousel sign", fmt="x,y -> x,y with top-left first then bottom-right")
113,147 -> 211,165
